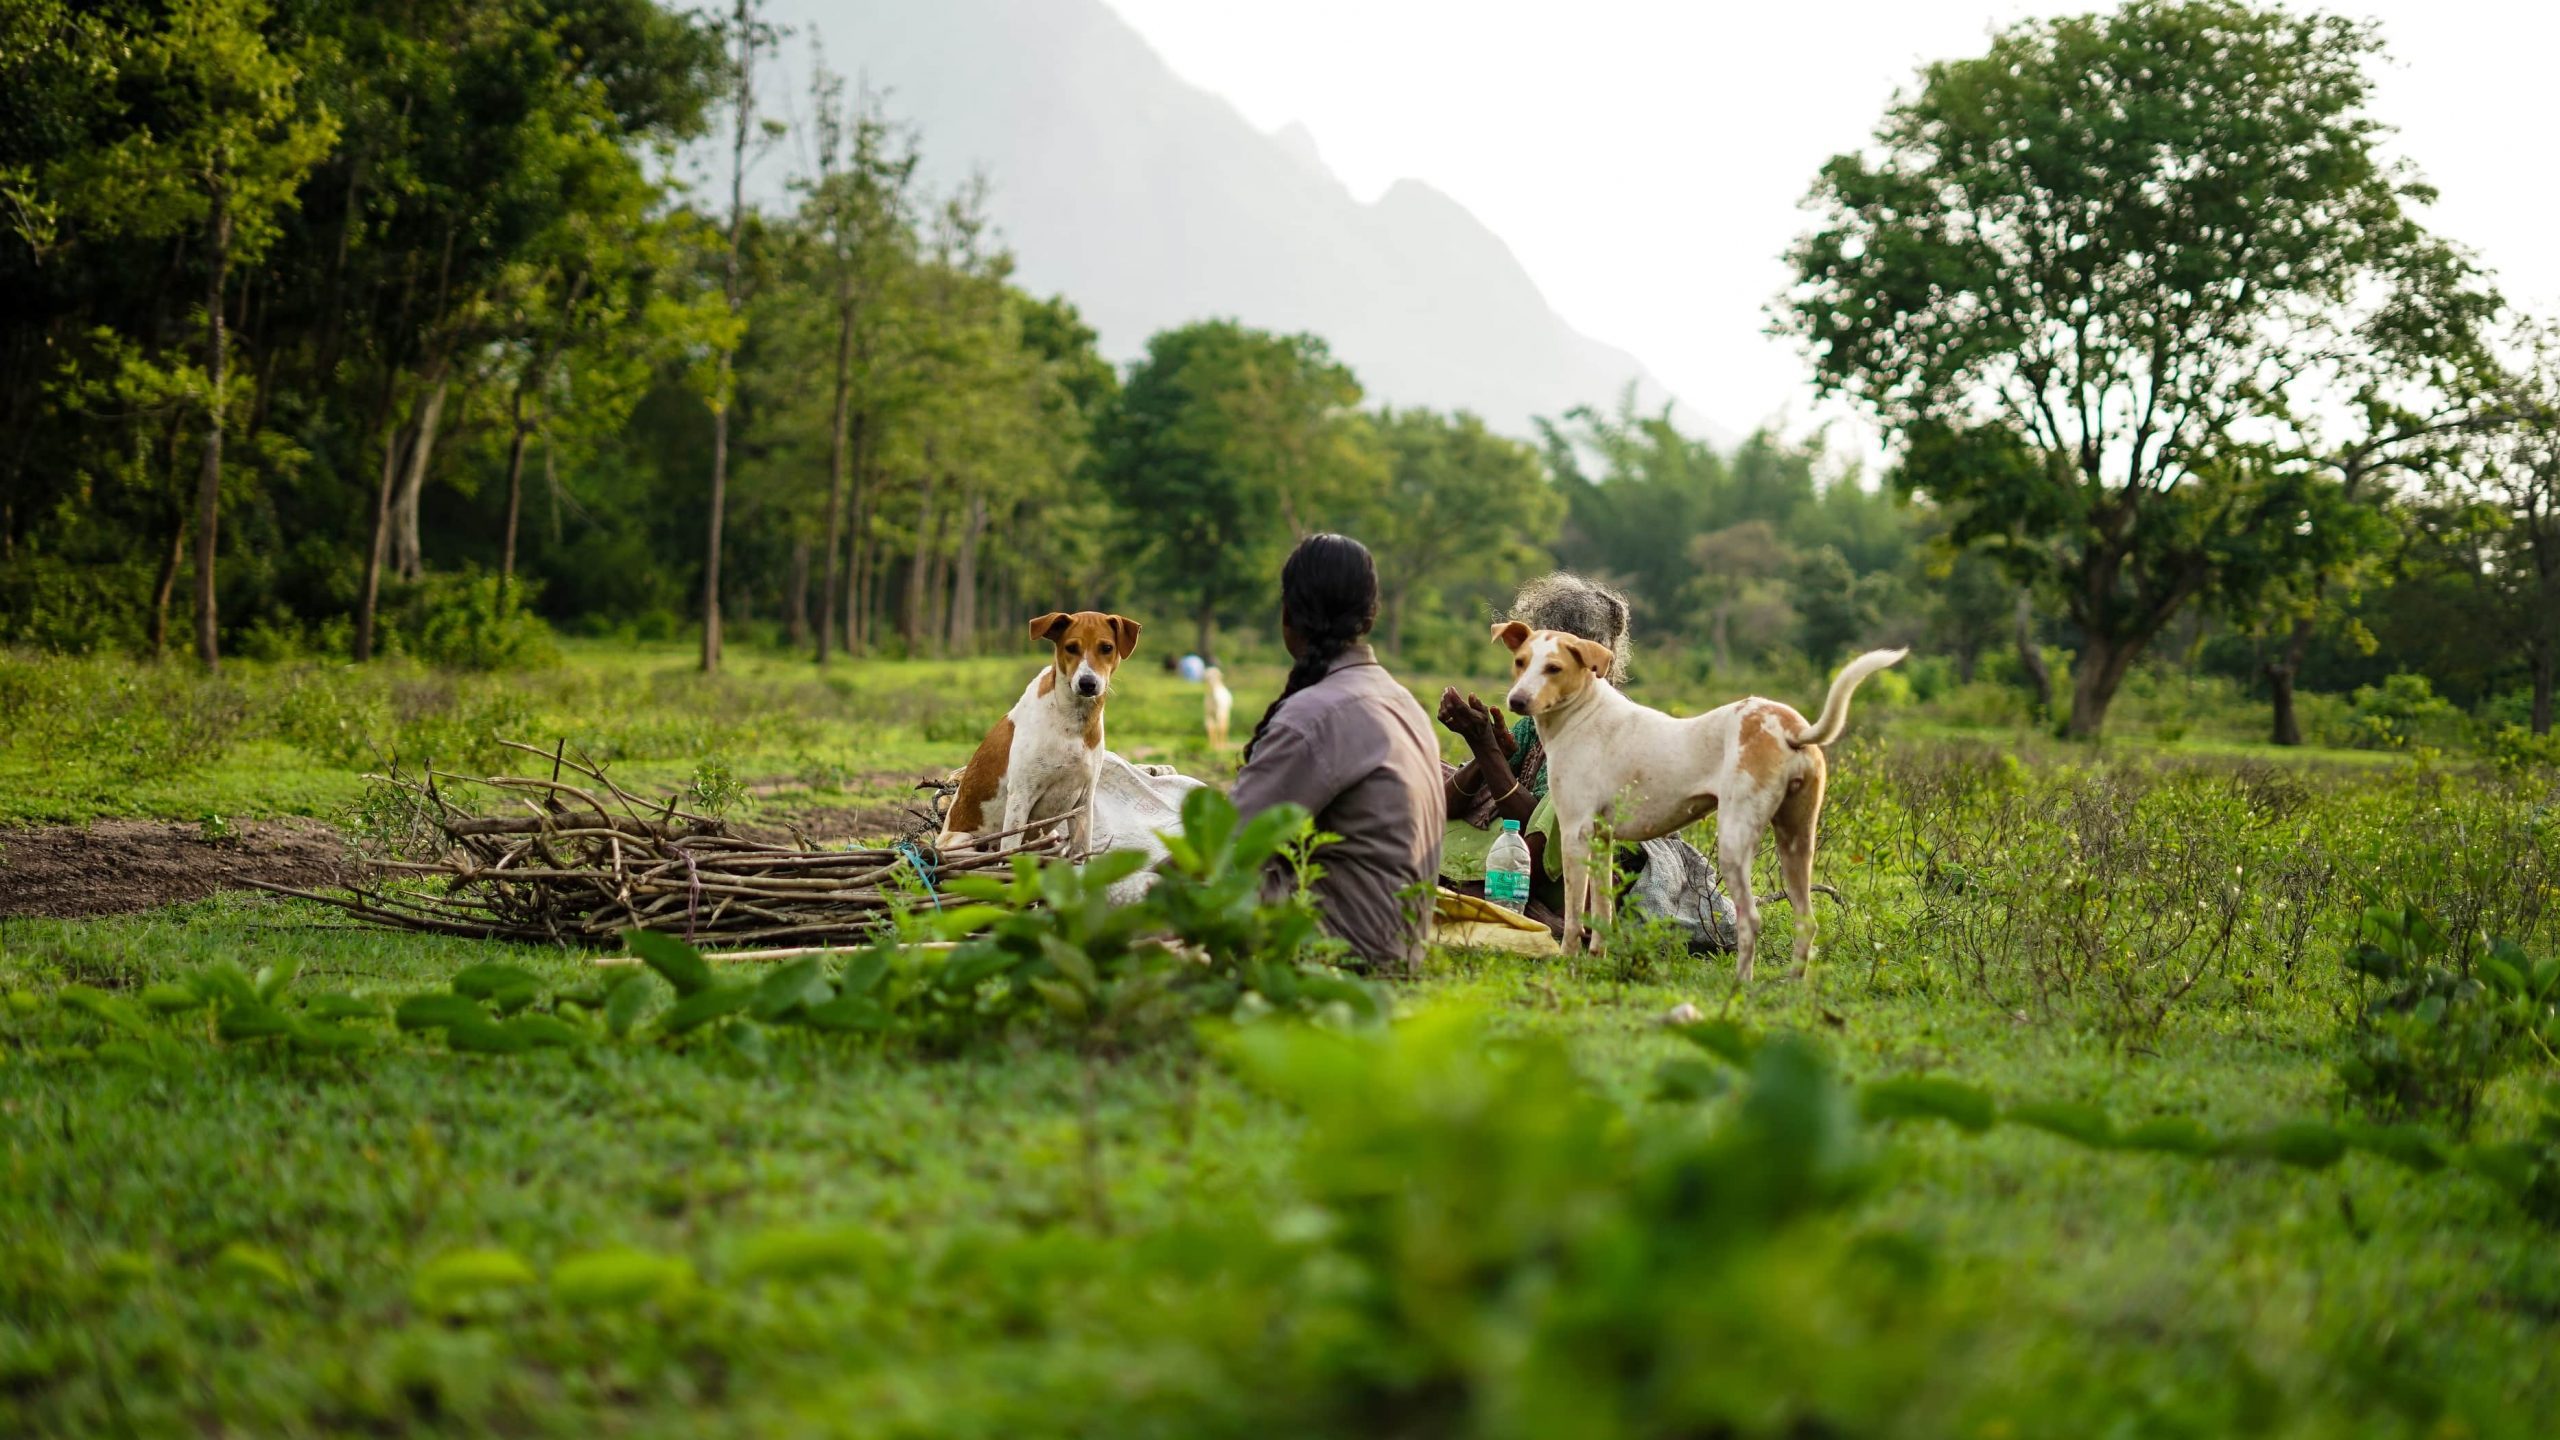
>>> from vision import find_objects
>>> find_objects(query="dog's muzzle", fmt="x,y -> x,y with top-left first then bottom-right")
1075,674 -> 1103,698
1506,692 -> 1532,716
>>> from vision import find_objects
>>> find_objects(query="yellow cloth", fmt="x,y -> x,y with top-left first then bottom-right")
1432,886 -> 1560,957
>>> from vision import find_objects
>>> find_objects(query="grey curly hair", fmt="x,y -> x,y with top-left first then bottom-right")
1510,572 -> 1632,683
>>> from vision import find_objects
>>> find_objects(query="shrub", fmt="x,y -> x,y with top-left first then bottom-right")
2337,902 -> 2560,1136
387,571 -> 559,672
2346,673 -> 2465,751
2485,724 -> 2560,776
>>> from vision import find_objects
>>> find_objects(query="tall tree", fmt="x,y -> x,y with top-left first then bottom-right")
795,62 -> 918,664
1362,407 -> 1558,654
699,0 -> 775,675
1783,0 -> 2501,736
1096,321 -> 1373,656
62,0 -> 335,667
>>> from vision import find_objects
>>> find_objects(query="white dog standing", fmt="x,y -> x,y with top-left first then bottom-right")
1495,620 -> 1904,982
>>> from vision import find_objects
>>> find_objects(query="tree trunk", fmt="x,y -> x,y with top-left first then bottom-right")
2264,615 -> 2314,747
704,0 -> 754,677
1712,605 -> 1732,675
947,488 -> 986,655
355,407 -> 406,662
498,423 -> 531,607
818,300 -> 854,665
2014,590 -> 2052,723
2533,649 -> 2555,737
1385,585 -> 1407,656
389,375 -> 447,583
904,471 -> 939,654
1954,641 -> 1978,685
704,392 -> 730,673
151,514 -> 187,660
192,183 -> 231,670
786,537 -> 810,648
1196,598 -> 1214,660
2065,632 -> 2140,741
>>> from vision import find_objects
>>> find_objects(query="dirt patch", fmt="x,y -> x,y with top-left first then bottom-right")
737,771 -> 949,847
0,818 -> 357,920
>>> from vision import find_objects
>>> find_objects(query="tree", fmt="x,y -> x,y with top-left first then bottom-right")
2472,334 -> 2560,733
796,61 -> 918,665
1682,521 -> 1795,672
1361,408 -> 1558,654
1783,1 -> 2501,737
1096,321 -> 1373,656
699,0 -> 776,675
60,0 -> 335,667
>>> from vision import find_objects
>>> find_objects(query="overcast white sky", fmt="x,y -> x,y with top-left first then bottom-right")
1101,0 -> 2560,455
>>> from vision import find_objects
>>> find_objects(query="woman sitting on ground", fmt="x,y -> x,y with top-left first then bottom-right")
1229,534 -> 1446,975
1439,572 -> 1737,952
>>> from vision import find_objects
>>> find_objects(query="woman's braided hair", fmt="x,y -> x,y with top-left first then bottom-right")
1242,533 -> 1379,761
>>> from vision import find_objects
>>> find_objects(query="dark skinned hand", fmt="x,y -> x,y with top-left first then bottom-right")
1436,687 -> 1509,754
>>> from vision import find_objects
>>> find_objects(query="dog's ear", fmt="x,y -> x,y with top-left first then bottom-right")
1492,620 -> 1531,652
1029,612 -> 1073,644
1567,637 -> 1616,677
1106,614 -> 1141,660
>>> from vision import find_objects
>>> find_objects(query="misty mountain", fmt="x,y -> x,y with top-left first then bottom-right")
770,0 -> 1711,440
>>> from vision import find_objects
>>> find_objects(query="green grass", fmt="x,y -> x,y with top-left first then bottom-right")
0,638 -> 2402,828
3,644 -> 2556,1435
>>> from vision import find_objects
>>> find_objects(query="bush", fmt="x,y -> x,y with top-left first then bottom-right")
2337,902 -> 2560,1136
2346,673 -> 2466,751
2486,724 -> 2560,776
386,571 -> 559,672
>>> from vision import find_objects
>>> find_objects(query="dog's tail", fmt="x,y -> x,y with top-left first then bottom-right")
1792,648 -> 1908,749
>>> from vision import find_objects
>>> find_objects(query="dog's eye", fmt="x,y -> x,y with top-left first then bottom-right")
1098,643 -> 1113,655
1544,663 -> 1561,675
1064,644 -> 1081,656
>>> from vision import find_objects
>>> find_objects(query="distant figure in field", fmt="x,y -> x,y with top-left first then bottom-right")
1202,664 -> 1233,749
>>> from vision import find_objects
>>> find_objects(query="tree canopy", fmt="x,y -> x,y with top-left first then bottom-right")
1782,0 -> 2504,736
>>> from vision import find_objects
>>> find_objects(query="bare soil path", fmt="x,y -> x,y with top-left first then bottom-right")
0,819 -> 353,919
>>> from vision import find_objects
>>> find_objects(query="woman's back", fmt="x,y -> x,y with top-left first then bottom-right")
1230,644 -> 1444,972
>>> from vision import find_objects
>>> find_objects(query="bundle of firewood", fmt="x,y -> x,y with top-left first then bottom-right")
253,740 -> 1067,946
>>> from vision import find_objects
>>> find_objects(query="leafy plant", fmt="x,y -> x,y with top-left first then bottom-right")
2338,901 -> 2560,1134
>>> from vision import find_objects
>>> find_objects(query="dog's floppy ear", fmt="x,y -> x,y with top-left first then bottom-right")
1567,637 -> 1616,677
1107,614 -> 1141,659
1492,620 -> 1531,652
1029,612 -> 1073,644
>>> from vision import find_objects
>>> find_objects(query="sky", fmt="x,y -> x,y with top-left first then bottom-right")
1099,0 -> 2560,457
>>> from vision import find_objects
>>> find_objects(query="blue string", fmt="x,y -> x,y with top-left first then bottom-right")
896,839 -> 943,911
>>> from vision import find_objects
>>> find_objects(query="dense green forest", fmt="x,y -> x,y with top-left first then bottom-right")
3,0 -> 2554,743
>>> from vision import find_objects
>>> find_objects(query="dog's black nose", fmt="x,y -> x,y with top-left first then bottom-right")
1507,694 -> 1530,716
1076,677 -> 1101,697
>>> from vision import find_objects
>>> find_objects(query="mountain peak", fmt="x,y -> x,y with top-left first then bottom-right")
779,0 -> 1710,440
1270,121 -> 1336,186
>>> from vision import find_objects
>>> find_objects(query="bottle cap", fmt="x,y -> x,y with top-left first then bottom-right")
1499,819 -> 1521,832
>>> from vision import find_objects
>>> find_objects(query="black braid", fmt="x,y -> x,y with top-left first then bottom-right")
1242,534 -> 1378,761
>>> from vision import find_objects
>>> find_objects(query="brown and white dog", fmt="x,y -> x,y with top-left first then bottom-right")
939,611 -> 1141,857
1494,621 -> 1905,982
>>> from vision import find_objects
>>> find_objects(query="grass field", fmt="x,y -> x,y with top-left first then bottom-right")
4,641 -> 2557,1437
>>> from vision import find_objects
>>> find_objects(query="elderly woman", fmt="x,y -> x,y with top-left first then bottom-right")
1440,573 -> 1736,952
1230,534 -> 1446,974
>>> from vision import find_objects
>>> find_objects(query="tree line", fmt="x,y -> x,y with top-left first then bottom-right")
3,0 -> 2554,742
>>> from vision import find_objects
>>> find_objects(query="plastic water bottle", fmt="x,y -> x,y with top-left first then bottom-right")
1485,819 -> 1532,912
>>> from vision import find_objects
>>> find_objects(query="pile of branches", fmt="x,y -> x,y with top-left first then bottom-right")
254,740 -> 1068,946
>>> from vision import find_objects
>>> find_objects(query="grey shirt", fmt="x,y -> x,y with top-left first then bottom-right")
1228,645 -> 1444,973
